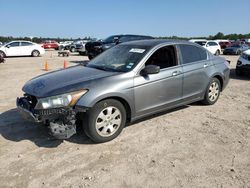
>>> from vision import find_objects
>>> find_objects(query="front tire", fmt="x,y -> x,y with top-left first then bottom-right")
31,50 -> 40,57
0,51 -> 6,58
83,99 -> 126,143
70,47 -> 76,52
202,78 -> 221,105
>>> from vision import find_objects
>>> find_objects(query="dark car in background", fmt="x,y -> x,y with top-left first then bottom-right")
17,39 -> 230,143
223,44 -> 249,55
85,34 -> 154,59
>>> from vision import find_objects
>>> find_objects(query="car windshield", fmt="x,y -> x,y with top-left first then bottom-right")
195,41 -> 207,46
86,44 -> 150,72
103,36 -> 119,43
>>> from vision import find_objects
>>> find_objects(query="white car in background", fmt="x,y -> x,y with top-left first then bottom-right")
0,41 -> 45,57
189,39 -> 221,55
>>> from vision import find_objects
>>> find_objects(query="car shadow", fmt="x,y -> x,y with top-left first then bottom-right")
230,68 -> 250,80
0,108 -> 93,148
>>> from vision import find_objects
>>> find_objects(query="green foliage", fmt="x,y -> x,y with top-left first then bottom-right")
1,33 -> 250,44
0,36 -> 94,44
158,32 -> 250,41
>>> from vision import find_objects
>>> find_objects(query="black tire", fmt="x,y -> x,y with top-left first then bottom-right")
215,50 -> 220,56
83,99 -> 126,143
0,51 -> 6,58
88,55 -> 93,60
31,50 -> 40,57
235,69 -> 242,76
202,78 -> 221,105
70,47 -> 76,53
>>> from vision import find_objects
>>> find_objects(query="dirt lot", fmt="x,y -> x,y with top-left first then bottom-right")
0,51 -> 249,188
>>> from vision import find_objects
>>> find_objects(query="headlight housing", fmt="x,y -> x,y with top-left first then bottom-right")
35,90 -> 88,109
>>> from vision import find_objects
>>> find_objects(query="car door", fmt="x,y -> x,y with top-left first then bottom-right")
20,42 -> 34,55
134,45 -> 183,117
5,42 -> 21,56
178,44 -> 211,101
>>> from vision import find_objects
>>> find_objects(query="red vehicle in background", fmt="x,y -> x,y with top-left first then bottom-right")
41,40 -> 59,49
219,41 -> 232,49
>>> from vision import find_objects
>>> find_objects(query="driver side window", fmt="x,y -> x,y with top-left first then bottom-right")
145,45 -> 177,69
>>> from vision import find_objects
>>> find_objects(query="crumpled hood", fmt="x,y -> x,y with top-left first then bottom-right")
22,65 -> 120,98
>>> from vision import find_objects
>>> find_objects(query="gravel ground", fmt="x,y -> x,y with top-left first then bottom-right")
0,51 -> 249,188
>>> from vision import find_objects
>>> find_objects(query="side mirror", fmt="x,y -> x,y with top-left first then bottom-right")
141,65 -> 160,75
206,44 -> 210,47
6,45 -> 10,48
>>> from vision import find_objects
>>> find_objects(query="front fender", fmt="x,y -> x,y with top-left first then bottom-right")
76,90 -> 135,116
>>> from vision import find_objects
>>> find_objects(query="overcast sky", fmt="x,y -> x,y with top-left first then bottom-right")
1,0 -> 250,39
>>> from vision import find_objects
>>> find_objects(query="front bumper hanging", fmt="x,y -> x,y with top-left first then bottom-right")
16,97 -> 78,139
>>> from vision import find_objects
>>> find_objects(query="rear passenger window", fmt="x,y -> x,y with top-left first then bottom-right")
208,42 -> 218,46
179,44 -> 207,64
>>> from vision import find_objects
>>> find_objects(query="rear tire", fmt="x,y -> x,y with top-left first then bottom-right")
31,50 -> 40,57
202,78 -> 221,105
83,99 -> 126,143
215,50 -> 220,56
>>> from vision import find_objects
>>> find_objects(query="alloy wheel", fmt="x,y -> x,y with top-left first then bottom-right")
95,106 -> 122,137
208,81 -> 219,102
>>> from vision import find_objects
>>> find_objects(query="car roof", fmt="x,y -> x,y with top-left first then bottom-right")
120,39 -> 194,47
8,40 -> 33,43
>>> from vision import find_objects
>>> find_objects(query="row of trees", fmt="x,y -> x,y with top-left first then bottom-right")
0,36 -> 93,43
1,32 -> 250,43
158,32 -> 250,41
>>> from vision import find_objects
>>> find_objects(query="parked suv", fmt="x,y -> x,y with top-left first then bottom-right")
17,40 -> 230,143
189,39 -> 221,55
85,34 -> 154,59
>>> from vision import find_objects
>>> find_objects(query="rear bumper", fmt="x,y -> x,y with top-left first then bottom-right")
236,64 -> 250,74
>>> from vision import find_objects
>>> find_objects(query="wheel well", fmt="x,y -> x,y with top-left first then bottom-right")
214,75 -> 223,91
97,97 -> 132,123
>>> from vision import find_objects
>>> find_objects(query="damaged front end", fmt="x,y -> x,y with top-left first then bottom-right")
17,90 -> 88,139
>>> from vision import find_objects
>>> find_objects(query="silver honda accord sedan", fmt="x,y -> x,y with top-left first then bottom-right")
17,39 -> 230,143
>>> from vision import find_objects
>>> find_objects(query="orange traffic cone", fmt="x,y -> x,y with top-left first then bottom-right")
63,60 -> 68,69
44,61 -> 49,71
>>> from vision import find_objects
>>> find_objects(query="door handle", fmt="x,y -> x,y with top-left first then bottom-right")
172,71 -> 182,76
204,63 -> 209,68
